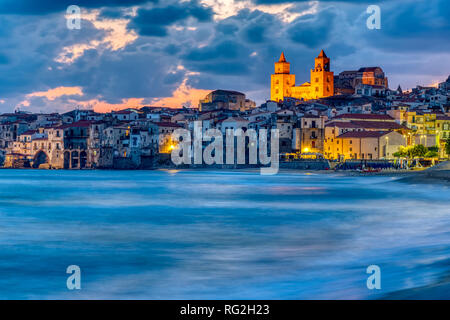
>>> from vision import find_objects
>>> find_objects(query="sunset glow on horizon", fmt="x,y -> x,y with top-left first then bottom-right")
0,0 -> 449,113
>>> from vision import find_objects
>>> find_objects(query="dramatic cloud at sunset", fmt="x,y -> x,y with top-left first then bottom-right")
26,86 -> 84,101
0,0 -> 449,113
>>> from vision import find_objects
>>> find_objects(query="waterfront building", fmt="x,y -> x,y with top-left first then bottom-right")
299,114 -> 326,154
58,121 -> 92,169
324,114 -> 408,160
436,115 -> 450,158
154,122 -> 184,153
334,130 -> 406,160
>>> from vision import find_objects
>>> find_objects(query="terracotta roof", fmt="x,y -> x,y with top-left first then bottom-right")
302,114 -> 321,118
318,49 -> 327,58
20,130 -> 38,135
358,67 -> 381,72
332,113 -> 394,121
220,117 -> 248,123
279,52 -> 286,62
114,110 -> 136,114
326,121 -> 361,128
56,120 -> 94,129
337,131 -> 389,139
154,122 -> 183,128
350,120 -> 405,130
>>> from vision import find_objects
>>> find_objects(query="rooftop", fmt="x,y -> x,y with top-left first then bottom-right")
337,131 -> 389,139
332,113 -> 394,121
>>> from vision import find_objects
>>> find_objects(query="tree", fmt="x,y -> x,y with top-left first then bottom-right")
394,146 -> 407,158
446,137 -> 450,159
427,145 -> 439,153
425,151 -> 438,158
394,145 -> 432,158
424,146 -> 439,158
393,150 -> 404,158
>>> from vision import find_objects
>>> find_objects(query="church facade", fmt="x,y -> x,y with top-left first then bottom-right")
270,50 -> 334,102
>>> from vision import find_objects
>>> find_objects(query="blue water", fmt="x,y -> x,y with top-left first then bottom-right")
0,169 -> 449,299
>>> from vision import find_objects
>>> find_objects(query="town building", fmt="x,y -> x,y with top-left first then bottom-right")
299,114 -> 326,154
335,67 -> 388,95
334,130 -> 405,160
270,50 -> 334,102
199,90 -> 255,112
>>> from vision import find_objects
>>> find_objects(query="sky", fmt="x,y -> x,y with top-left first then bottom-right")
0,0 -> 449,113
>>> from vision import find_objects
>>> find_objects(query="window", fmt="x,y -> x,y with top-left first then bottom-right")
315,78 -> 319,83
350,140 -> 352,144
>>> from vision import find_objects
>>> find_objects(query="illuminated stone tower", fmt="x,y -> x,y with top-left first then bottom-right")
310,50 -> 334,99
270,50 -> 334,102
270,52 -> 295,102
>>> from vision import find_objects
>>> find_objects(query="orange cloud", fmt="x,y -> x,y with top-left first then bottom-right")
151,79 -> 210,108
27,86 -> 83,100
56,10 -> 138,64
71,97 -> 147,113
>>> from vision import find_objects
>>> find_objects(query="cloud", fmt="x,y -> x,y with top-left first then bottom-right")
130,1 -> 213,37
56,9 -> 138,64
151,77 -> 211,108
73,97 -> 148,113
0,0 -> 152,15
254,0 -> 384,4
16,86 -> 84,110
288,8 -> 337,48
183,40 -> 242,61
1,0 -> 449,113
202,0 -> 315,23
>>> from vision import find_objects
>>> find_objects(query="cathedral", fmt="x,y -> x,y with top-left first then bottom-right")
270,50 -> 334,102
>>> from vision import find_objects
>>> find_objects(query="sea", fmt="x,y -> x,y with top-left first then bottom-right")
0,169 -> 449,299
